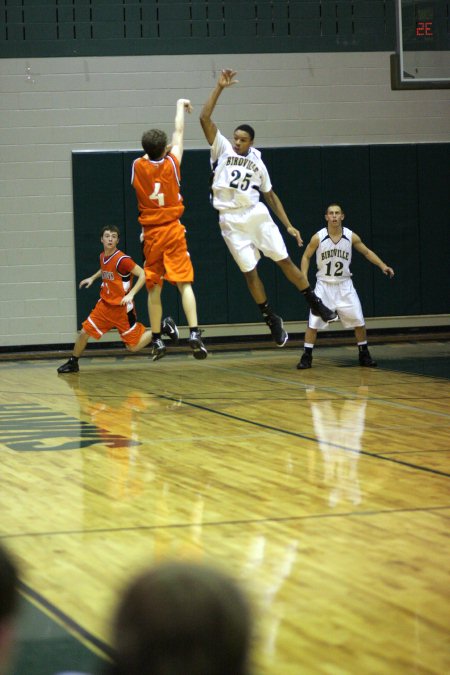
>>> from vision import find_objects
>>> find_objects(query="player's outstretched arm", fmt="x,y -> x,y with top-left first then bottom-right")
170,98 -> 192,163
79,269 -> 101,289
121,264 -> 146,306
301,235 -> 320,281
199,68 -> 238,145
353,234 -> 394,277
262,189 -> 303,247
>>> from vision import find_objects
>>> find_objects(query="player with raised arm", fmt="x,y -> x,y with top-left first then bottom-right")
132,99 -> 207,360
199,68 -> 337,347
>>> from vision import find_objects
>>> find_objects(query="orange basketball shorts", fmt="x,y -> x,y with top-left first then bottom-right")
142,220 -> 194,289
82,299 -> 146,347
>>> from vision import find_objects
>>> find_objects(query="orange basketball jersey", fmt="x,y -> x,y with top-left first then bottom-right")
99,249 -> 135,305
131,152 -> 185,227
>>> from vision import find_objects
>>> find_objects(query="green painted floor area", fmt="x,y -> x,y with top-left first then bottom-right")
13,596 -> 107,675
318,341 -> 450,380
378,354 -> 450,379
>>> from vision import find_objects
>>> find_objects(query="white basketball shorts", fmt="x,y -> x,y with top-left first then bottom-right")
218,202 -> 288,273
309,278 -> 365,330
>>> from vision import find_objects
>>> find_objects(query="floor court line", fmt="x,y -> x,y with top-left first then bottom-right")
156,393 -> 450,479
3,504 -> 449,541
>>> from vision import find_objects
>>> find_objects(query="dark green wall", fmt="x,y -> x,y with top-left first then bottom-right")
2,0 -> 399,58
72,142 -> 450,330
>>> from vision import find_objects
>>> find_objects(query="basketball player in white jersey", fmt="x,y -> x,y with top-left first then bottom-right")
199,69 -> 337,347
298,204 -> 394,369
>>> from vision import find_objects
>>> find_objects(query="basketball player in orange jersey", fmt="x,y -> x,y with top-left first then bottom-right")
132,99 -> 207,360
57,225 -> 171,373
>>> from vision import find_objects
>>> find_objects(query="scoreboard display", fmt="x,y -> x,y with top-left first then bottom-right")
392,0 -> 450,88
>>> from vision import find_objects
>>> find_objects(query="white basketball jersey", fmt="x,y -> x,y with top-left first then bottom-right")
210,131 -> 272,212
315,226 -> 353,284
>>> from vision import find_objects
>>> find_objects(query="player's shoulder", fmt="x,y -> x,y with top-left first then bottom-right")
213,130 -> 232,154
249,146 -> 262,160
167,151 -> 180,165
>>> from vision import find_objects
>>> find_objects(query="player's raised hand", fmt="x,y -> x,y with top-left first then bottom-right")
219,69 -> 238,88
177,98 -> 193,114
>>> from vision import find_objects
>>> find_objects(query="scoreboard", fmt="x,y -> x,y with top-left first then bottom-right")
391,0 -> 450,88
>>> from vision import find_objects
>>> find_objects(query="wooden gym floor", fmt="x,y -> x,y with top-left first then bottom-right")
1,339 -> 449,675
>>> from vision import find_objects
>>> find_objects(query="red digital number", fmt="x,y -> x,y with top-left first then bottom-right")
416,21 -> 433,37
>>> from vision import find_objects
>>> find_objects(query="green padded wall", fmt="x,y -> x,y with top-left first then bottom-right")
1,0 -> 400,58
417,143 -> 450,314
369,145 -> 422,317
73,143 -> 450,331
72,152 -> 128,329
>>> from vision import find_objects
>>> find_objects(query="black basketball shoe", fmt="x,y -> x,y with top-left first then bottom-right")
161,316 -> 179,345
265,314 -> 288,347
57,357 -> 79,374
309,293 -> 338,323
189,329 -> 208,360
296,352 -> 312,370
151,338 -> 167,361
359,350 -> 377,367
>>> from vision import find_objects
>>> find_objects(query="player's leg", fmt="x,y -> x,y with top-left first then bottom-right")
148,284 -> 163,335
177,282 -> 208,360
126,329 -> 153,353
250,210 -> 336,323
275,258 -> 337,323
147,284 -> 167,361
242,267 -> 288,347
57,329 -> 89,373
297,326 -> 318,370
161,222 -> 207,360
354,325 -> 377,367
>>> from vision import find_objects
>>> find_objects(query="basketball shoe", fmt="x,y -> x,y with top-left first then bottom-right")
189,329 -> 208,360
57,357 -> 79,374
161,316 -> 179,345
296,352 -> 312,370
359,349 -> 377,367
308,293 -> 338,323
265,314 -> 288,347
151,338 -> 167,361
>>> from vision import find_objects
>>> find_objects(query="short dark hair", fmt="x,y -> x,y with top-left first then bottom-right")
326,203 -> 343,214
101,225 -> 120,237
234,124 -> 255,141
141,129 -> 168,160
110,561 -> 252,675
0,544 -> 19,623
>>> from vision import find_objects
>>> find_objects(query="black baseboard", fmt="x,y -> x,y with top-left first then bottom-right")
1,325 -> 449,361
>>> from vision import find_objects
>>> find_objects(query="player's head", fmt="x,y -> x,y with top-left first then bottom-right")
100,225 -> 120,248
325,204 -> 345,224
141,129 -> 168,160
110,560 -> 252,675
233,124 -> 255,156
0,544 -> 19,674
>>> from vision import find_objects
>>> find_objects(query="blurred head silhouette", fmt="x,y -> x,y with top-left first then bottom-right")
0,544 -> 19,675
106,560 -> 252,675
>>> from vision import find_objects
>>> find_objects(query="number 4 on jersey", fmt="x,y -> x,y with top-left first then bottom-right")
149,182 -> 165,206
